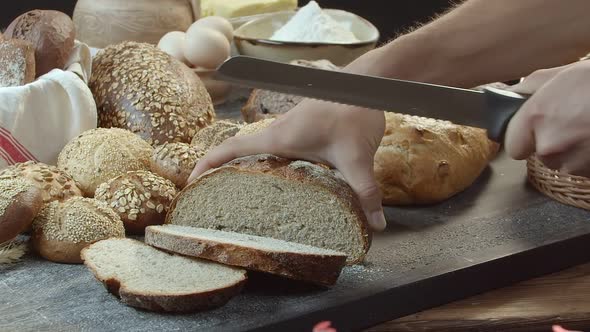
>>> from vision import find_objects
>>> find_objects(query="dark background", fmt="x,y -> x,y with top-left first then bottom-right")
1,0 -> 454,43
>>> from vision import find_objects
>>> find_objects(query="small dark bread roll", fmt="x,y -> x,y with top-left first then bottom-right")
94,170 -> 177,234
0,177 -> 44,244
5,10 -> 76,77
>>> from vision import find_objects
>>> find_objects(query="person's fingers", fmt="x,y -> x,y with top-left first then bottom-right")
538,140 -> 590,177
504,99 -> 537,160
508,64 -> 571,94
334,156 -> 386,232
187,132 -> 274,185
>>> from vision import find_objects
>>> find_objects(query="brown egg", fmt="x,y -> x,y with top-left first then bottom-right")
188,16 -> 234,41
158,31 -> 190,65
184,27 -> 230,69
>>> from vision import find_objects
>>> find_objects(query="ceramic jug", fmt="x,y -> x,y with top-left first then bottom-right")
73,0 -> 201,48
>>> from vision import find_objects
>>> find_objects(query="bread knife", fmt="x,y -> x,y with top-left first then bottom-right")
214,56 -> 529,143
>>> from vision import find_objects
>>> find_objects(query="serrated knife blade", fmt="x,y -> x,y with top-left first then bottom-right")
214,56 -> 529,143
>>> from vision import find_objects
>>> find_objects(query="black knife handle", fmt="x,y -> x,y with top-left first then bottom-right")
483,87 -> 529,143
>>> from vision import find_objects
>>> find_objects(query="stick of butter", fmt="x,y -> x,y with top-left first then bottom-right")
202,0 -> 298,18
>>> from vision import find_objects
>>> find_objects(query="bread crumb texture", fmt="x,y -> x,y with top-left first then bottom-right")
33,197 -> 125,243
90,41 -> 215,145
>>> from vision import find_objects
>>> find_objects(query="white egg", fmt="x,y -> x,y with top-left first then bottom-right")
184,28 -> 231,69
158,31 -> 190,65
188,16 -> 234,41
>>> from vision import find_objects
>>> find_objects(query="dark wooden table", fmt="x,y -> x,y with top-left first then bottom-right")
369,262 -> 590,332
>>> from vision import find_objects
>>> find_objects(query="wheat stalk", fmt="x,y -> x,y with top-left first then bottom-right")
0,239 -> 27,264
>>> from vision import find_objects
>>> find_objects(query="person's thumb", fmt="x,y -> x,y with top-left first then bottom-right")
507,64 -> 570,95
334,158 -> 386,232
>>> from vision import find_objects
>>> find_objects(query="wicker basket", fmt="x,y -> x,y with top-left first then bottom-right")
527,155 -> 590,210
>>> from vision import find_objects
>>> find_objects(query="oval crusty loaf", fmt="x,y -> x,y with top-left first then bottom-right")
32,197 -> 125,263
4,10 -> 75,77
233,116 -> 498,205
57,128 -> 153,196
0,39 -> 36,87
82,238 -> 247,312
166,154 -> 370,265
145,225 -> 348,286
0,177 -> 44,244
375,113 -> 499,205
90,41 -> 215,146
0,161 -> 82,204
190,120 -> 243,151
94,170 -> 177,234
150,143 -> 204,188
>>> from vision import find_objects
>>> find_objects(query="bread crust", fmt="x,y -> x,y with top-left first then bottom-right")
94,170 -> 177,234
90,42 -> 215,146
375,113 -> 499,205
0,39 -> 35,87
5,10 -> 75,77
167,154 -> 371,264
0,180 -> 44,244
150,143 -> 203,188
145,226 -> 347,286
81,239 -> 247,313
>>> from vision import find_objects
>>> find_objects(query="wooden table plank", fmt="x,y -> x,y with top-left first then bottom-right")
368,263 -> 590,332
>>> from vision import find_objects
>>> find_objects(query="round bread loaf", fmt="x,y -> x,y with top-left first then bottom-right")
31,197 -> 125,264
151,143 -> 203,188
0,161 -> 82,204
190,120 -> 243,151
57,128 -> 153,197
94,170 -> 177,234
0,177 -> 44,244
90,42 -> 215,146
4,10 -> 76,77
375,113 -> 499,205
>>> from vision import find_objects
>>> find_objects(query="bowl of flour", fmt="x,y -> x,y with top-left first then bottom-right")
233,1 -> 379,66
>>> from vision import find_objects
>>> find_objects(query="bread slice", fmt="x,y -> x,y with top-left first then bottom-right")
241,59 -> 340,123
0,39 -> 35,87
81,238 -> 247,312
166,154 -> 370,265
145,225 -> 347,286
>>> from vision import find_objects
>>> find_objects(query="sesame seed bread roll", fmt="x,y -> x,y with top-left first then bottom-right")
0,161 -> 82,204
57,128 -> 153,196
190,120 -> 243,151
90,41 -> 215,146
0,177 -> 44,244
95,171 -> 177,234
150,143 -> 204,188
32,197 -> 125,264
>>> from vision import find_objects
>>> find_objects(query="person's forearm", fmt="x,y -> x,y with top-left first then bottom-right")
350,0 -> 590,88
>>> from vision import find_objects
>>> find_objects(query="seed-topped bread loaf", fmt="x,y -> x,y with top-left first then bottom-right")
0,161 -> 82,204
90,42 -> 215,146
82,238 -> 247,312
190,120 -> 243,151
0,177 -> 44,244
150,143 -> 204,188
57,128 -> 153,196
0,39 -> 35,87
32,197 -> 125,263
145,225 -> 348,286
166,154 -> 370,264
94,170 -> 177,234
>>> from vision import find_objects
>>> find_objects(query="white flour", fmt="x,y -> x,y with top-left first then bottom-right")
270,1 -> 359,43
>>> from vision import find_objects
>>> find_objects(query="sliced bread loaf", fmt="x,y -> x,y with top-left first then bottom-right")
145,225 -> 347,286
166,154 -> 370,264
82,238 -> 247,312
